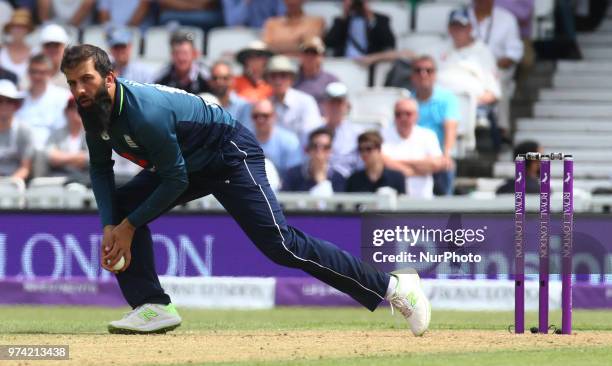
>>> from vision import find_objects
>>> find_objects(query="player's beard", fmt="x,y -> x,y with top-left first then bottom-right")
77,83 -> 113,135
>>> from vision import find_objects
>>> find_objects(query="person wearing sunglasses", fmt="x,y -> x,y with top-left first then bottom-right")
346,131 -> 405,194
282,127 -> 345,195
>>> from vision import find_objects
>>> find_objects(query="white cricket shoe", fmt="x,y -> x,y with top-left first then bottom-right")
388,273 -> 431,336
108,303 -> 182,334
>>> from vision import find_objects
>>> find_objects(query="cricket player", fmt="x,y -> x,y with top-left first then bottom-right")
60,44 -> 431,336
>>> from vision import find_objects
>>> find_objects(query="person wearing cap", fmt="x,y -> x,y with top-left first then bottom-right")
233,40 -> 274,103
324,0 -> 395,58
0,8 -> 34,85
321,81 -> 360,178
15,53 -> 71,150
155,31 -> 210,95
346,131 -> 405,194
208,61 -> 250,127
222,0 -> 286,28
282,127 -> 345,194
37,0 -> 96,28
60,44 -> 431,336
266,55 -> 322,144
251,99 -> 302,175
408,55 -> 458,196
262,0 -> 325,56
107,27 -> 155,84
0,79 -> 33,181
294,36 -> 339,113
39,23 -> 70,89
437,7 -> 503,152
44,96 -> 89,185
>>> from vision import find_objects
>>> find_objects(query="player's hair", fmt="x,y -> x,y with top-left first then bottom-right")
412,54 -> 437,69
357,131 -> 383,148
60,44 -> 113,77
308,127 -> 334,146
28,53 -> 53,70
170,31 -> 195,48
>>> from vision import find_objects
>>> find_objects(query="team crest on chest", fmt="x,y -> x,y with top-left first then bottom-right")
124,134 -> 139,149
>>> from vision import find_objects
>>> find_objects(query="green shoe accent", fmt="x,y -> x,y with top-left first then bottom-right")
138,308 -> 159,321
406,292 -> 418,307
165,303 -> 179,315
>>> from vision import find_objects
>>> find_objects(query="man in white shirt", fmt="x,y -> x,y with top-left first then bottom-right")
438,8 -> 501,106
265,55 -> 322,144
468,0 -> 523,73
16,54 -> 71,150
382,98 -> 447,199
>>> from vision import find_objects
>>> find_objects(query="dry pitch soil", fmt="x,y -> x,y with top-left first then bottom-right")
1,330 -> 611,365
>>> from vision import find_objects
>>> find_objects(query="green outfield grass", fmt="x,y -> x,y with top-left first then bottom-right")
0,306 -> 611,366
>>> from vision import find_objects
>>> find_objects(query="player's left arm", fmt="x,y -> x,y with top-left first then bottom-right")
105,109 -> 189,271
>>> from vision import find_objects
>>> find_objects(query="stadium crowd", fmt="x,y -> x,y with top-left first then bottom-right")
0,0 -> 545,198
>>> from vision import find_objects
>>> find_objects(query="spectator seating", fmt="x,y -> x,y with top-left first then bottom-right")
452,90 -> 477,157
0,1 -> 13,31
533,0 -> 555,39
398,32 -> 447,56
370,1 -> 411,36
303,1 -> 342,30
143,26 -> 205,61
414,2 -> 456,34
372,61 -> 393,86
206,27 -> 260,60
0,177 -> 25,208
349,86 -> 410,129
82,26 -> 142,59
322,58 -> 369,92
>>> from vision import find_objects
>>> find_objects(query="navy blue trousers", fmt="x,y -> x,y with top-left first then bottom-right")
113,127 -> 390,311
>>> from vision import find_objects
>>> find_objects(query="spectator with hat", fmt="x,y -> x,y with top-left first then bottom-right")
222,0 -> 286,28
262,0 -> 325,56
37,0 -> 96,28
0,8 -> 34,86
266,55 -> 322,144
39,23 -> 70,89
106,26 -> 155,83
324,0 -> 395,58
346,131 -> 405,194
322,81 -> 360,178
0,79 -> 33,181
233,40 -> 274,103
155,31 -> 210,95
44,96 -> 89,185
15,53 -> 71,150
208,60 -> 250,126
294,36 -> 339,113
251,98 -> 302,175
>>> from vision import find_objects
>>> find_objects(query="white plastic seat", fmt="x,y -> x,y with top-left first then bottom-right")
143,26 -> 205,61
415,2 -> 456,34
370,1 -> 411,36
82,26 -> 141,58
303,1 -> 342,30
0,2 -> 14,32
398,32 -> 447,56
322,58 -> 369,93
206,27 -> 260,60
26,177 -> 68,208
349,87 -> 411,129
452,90 -> 477,157
0,177 -> 25,208
372,61 -> 393,86
532,0 -> 555,39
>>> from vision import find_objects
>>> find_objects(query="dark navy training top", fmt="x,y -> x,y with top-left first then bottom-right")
85,78 -> 238,228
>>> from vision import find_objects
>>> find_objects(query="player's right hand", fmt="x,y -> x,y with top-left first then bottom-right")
101,225 -> 116,272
